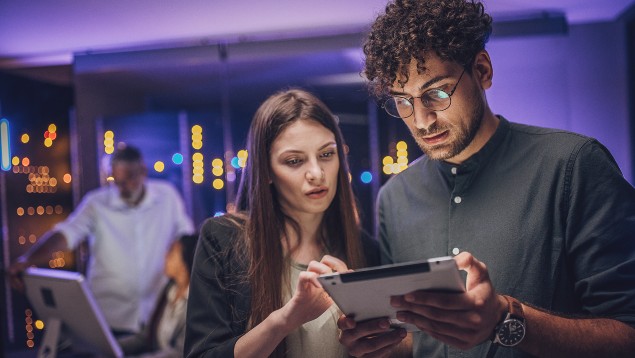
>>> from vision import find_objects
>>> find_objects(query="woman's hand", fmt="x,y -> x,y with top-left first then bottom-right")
276,255 -> 350,330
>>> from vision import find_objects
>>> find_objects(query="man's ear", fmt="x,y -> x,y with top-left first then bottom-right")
473,50 -> 493,90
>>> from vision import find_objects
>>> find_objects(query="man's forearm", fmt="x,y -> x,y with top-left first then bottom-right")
19,231 -> 69,266
518,302 -> 635,357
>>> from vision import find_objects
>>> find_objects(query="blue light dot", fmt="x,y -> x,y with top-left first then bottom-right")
172,153 -> 184,165
230,157 -> 240,169
360,171 -> 372,184
214,211 -> 225,217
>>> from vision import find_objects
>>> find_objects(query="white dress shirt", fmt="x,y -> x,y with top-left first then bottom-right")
55,179 -> 194,332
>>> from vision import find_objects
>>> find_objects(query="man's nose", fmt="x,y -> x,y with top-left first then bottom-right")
411,101 -> 437,130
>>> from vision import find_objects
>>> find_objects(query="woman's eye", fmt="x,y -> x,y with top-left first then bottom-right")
285,158 -> 302,166
320,151 -> 336,159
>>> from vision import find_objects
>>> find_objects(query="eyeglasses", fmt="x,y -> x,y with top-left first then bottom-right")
382,69 -> 466,118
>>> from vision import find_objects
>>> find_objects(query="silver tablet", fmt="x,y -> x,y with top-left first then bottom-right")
318,256 -> 465,331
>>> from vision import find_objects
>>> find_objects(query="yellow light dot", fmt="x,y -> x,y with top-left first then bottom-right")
237,150 -> 248,160
392,163 -> 400,173
22,157 -> 30,166
44,138 -> 53,147
12,156 -> 20,166
238,158 -> 246,168
212,158 -> 223,167
106,176 -> 114,182
191,133 -> 203,142
212,167 -> 223,176
396,141 -> 408,151
399,163 -> 408,171
34,320 -> 44,329
63,173 -> 72,183
397,150 -> 408,158
397,156 -> 408,164
383,164 -> 393,175
193,167 -> 204,175
212,179 -> 224,190
21,133 -> 30,143
104,138 -> 114,147
104,130 -> 114,139
192,142 -> 202,150
382,156 -> 394,165
191,125 -> 202,134
48,124 -> 57,133
192,152 -> 203,161
105,147 -> 114,154
193,175 -> 204,184
154,161 -> 165,172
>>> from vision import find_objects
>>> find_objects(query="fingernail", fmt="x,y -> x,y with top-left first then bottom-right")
379,320 -> 390,329
396,312 -> 406,321
404,294 -> 414,302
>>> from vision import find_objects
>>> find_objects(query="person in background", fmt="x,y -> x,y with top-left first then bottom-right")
9,145 -> 195,336
337,0 -> 635,357
118,234 -> 198,358
184,89 -> 380,358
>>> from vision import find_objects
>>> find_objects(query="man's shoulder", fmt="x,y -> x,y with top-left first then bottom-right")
508,121 -> 593,146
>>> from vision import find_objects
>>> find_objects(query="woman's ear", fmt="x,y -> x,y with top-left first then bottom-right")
473,50 -> 493,90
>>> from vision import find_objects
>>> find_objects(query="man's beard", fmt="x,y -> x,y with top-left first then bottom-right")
412,99 -> 484,161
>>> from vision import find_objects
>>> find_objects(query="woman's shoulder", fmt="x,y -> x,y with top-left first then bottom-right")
199,214 -> 246,252
359,230 -> 381,267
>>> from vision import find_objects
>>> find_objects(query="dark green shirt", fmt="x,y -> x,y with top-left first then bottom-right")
378,117 -> 635,357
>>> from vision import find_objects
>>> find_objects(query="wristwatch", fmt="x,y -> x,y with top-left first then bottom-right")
492,295 -> 526,347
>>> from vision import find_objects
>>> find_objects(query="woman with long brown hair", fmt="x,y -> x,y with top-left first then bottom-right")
184,89 -> 379,358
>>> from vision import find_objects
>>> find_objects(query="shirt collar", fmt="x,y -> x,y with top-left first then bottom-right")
435,115 -> 510,175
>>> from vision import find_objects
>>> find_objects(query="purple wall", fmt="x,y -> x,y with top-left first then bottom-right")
486,20 -> 632,183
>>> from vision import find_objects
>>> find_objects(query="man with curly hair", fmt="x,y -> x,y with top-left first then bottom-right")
337,0 -> 635,357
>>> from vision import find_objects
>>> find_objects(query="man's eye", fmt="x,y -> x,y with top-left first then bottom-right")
425,89 -> 450,101
394,97 -> 413,107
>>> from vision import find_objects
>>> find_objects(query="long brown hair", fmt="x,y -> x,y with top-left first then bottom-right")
235,88 -> 365,357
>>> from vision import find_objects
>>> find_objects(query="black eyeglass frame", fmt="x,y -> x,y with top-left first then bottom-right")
382,68 -> 466,118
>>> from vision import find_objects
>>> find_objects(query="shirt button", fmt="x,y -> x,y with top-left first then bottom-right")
454,196 -> 462,204
452,247 -> 460,255
451,167 -> 457,175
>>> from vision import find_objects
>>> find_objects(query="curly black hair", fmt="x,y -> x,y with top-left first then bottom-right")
363,0 -> 492,97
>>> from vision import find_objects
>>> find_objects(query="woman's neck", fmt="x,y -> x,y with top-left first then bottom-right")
283,212 -> 325,265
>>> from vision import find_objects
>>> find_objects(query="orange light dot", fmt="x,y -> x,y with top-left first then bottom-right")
49,132 -> 57,140
22,157 -> 30,166
63,173 -> 72,183
26,340 -> 34,348
27,207 -> 35,215
16,207 -> 24,216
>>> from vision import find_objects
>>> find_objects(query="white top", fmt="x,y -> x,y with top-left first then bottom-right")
156,284 -> 188,353
55,179 -> 194,332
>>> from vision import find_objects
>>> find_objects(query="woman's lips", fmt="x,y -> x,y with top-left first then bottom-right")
306,188 -> 328,199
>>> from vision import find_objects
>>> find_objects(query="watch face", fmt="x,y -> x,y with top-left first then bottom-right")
498,318 -> 526,346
